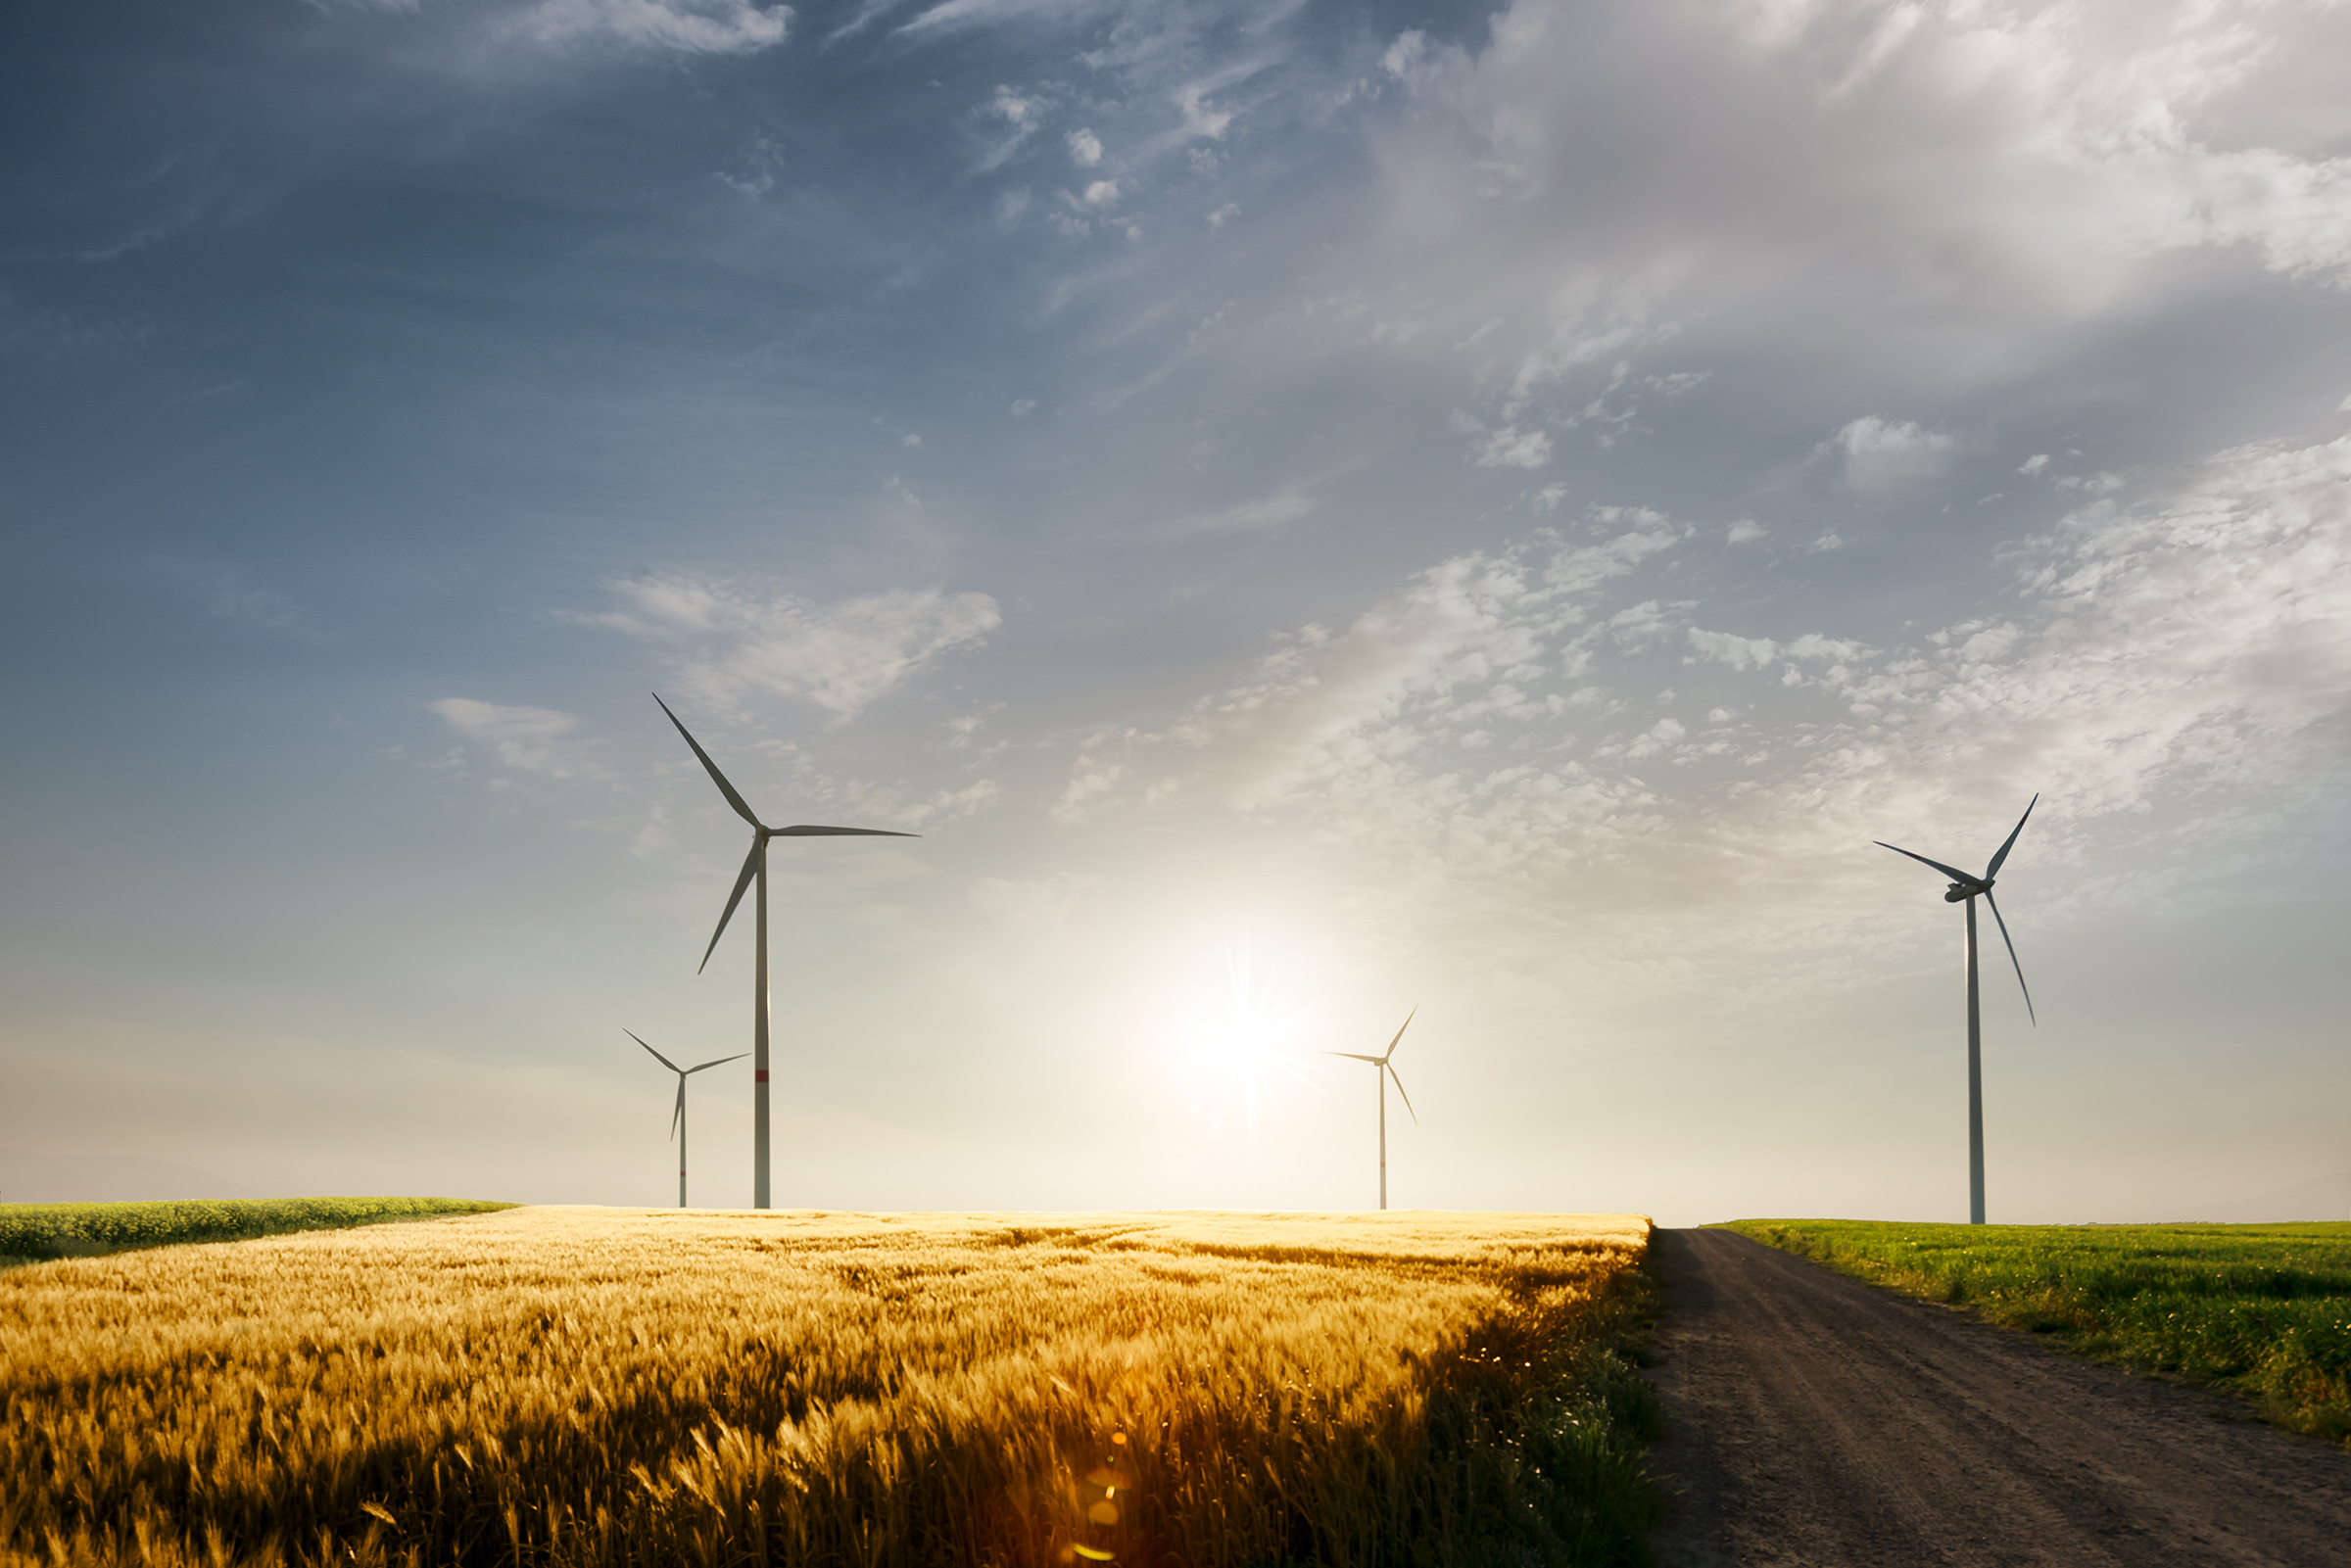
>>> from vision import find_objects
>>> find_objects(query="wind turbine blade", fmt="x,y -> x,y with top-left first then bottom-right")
1874,841 -> 1979,886
626,1029 -> 683,1074
1985,793 -> 2039,880
698,840 -> 762,974
1325,1053 -> 1381,1063
1386,1063 -> 1418,1124
671,1081 -> 685,1141
1983,888 -> 2037,1025
653,693 -> 764,831
683,1053 -> 749,1075
1379,1007 -> 1417,1063
771,825 -> 921,837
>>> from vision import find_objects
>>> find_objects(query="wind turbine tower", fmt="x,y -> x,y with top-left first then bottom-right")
1328,1009 -> 1418,1211
626,1030 -> 744,1208
654,694 -> 917,1211
1876,795 -> 2039,1225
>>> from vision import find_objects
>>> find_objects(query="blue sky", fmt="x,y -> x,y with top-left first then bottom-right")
4,0 -> 2348,1223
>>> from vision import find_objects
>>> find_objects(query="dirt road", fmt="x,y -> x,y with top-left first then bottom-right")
1644,1228 -> 2351,1566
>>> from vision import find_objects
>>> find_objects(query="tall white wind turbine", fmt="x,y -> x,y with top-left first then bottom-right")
626,1030 -> 745,1209
653,694 -> 917,1211
1327,1009 -> 1417,1211
1876,794 -> 2039,1226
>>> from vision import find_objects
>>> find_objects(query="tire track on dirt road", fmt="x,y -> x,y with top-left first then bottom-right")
1645,1227 -> 2351,1566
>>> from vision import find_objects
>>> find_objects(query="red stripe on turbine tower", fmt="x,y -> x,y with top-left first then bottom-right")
755,1069 -> 770,1082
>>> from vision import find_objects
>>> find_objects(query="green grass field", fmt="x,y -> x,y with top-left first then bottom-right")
0,1195 -> 515,1264
1722,1218 -> 2351,1446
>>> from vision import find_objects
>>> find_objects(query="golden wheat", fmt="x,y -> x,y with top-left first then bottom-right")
1,1207 -> 1649,1567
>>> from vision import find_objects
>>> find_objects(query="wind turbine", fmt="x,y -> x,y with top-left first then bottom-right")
653,693 -> 918,1211
1876,794 -> 2039,1226
1327,1009 -> 1417,1211
626,1030 -> 745,1208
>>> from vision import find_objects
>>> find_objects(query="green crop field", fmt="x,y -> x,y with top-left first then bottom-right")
0,1196 -> 516,1264
1723,1218 -> 2351,1446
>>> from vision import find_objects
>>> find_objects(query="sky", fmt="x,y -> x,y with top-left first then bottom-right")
3,0 -> 2348,1226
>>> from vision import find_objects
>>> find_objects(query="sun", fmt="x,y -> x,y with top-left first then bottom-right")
1181,941 -> 1316,1135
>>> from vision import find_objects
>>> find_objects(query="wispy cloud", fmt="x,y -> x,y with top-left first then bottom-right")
1827,416 -> 1954,494
1077,509 -> 1686,818
510,0 -> 790,54
821,0 -> 912,43
1158,485 -> 1317,537
1039,422 -> 2351,999
426,698 -> 588,777
896,0 -> 1100,41
1334,0 -> 2351,471
581,574 -> 1001,720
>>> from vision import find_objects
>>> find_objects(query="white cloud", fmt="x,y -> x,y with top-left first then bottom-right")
893,0 -> 1104,37
581,575 -> 1001,720
1726,519 -> 1766,545
1606,597 -> 1681,646
1162,487 -> 1317,536
1829,416 -> 1954,493
1963,430 -> 2351,815
1067,128 -> 1103,166
1082,179 -> 1121,208
1023,422 -> 2351,1003
844,778 -> 1001,829
1622,716 -> 1686,760
1687,628 -> 1779,671
979,86 -> 1045,170
2020,452 -> 2052,475
512,0 -> 790,53
426,698 -> 584,776
820,0 -> 904,42
1381,29 -> 1429,81
1471,424 -> 1553,469
1175,82 -> 1234,141
1340,0 -> 2351,469
1051,754 -> 1125,826
1084,513 -> 1688,819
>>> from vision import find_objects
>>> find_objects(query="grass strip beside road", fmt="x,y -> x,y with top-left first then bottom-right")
0,1196 -> 516,1263
1721,1218 -> 2351,1447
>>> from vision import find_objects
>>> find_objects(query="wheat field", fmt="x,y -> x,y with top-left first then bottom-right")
1,1206 -> 1655,1567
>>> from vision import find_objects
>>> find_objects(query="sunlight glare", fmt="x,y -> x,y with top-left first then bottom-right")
1180,941 -> 1317,1140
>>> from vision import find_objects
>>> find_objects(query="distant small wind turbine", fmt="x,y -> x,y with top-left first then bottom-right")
654,693 -> 917,1211
1328,1009 -> 1417,1211
1876,794 -> 2039,1226
627,1030 -> 745,1208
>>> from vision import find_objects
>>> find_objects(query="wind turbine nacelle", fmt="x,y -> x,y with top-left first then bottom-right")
1944,883 -> 1973,902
